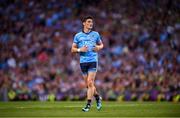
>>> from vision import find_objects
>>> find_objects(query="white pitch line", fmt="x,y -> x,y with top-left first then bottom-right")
0,116 -> 178,118
0,103 -> 178,109
0,105 -> 142,109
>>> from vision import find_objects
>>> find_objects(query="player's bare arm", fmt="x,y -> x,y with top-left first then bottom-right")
93,41 -> 104,52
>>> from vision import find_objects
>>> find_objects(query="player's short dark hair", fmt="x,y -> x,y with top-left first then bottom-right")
82,16 -> 93,23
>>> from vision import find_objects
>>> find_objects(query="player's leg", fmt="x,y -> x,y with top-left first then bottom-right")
92,79 -> 102,110
80,63 -> 91,112
82,73 -> 98,96
87,71 -> 96,100
82,73 -> 100,100
82,73 -> 102,111
82,72 -> 101,108
88,62 -> 102,110
80,63 -> 88,88
94,87 -> 102,110
93,86 -> 102,105
82,74 -> 88,88
82,71 -> 96,112
81,62 -> 102,111
87,72 -> 102,111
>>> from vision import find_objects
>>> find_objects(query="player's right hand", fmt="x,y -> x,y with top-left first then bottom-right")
80,45 -> 88,52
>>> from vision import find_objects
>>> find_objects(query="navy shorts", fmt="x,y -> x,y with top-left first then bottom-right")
80,62 -> 97,75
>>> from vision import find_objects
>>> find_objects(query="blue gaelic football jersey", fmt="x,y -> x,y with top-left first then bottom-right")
73,31 -> 102,63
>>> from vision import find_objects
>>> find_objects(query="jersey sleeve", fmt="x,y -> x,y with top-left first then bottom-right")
73,35 -> 78,44
96,32 -> 102,44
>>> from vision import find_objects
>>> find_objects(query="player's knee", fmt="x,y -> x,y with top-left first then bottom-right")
87,79 -> 93,87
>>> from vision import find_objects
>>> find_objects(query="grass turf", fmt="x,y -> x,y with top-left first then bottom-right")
0,101 -> 179,118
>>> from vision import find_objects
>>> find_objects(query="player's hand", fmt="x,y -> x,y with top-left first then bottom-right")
80,45 -> 88,52
93,45 -> 100,52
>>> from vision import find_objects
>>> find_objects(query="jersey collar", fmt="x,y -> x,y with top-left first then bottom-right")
82,30 -> 92,35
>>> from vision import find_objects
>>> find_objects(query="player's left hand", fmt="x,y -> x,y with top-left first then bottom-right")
93,45 -> 100,52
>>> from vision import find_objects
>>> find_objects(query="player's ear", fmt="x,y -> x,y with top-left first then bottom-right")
83,22 -> 86,26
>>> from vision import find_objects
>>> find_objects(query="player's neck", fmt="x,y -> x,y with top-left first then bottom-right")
83,28 -> 91,33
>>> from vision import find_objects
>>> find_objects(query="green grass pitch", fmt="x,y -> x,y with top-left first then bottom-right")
0,101 -> 179,118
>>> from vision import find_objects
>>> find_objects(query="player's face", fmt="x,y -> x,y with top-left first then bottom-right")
83,19 -> 93,30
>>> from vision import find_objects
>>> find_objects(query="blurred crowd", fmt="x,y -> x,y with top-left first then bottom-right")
0,0 -> 180,102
